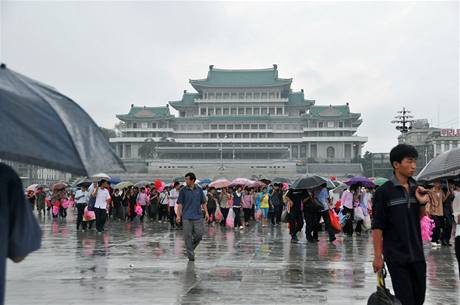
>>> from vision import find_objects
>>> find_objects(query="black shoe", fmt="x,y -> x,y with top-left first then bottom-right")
188,256 -> 195,261
329,236 -> 337,243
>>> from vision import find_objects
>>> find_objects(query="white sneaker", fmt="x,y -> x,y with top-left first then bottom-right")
431,242 -> 440,248
239,226 -> 244,229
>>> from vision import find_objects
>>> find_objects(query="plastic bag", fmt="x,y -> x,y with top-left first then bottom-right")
329,209 -> 341,232
135,204 -> 143,216
354,206 -> 365,221
215,206 -> 223,223
226,208 -> 235,228
363,214 -> 372,230
281,209 -> 289,223
84,207 -> 96,221
52,205 -> 59,216
61,199 -> 69,209
420,216 -> 435,241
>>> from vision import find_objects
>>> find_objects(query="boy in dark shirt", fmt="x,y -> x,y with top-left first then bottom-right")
372,144 -> 429,305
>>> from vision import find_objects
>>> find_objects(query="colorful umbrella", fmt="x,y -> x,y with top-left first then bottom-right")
114,181 -> 134,189
230,178 -> 253,186
52,182 -> 67,191
209,179 -> 231,189
344,176 -> 375,188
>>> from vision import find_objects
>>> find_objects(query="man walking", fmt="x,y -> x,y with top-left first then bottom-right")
92,179 -> 111,234
169,182 -> 180,229
176,173 -> 209,261
372,144 -> 430,305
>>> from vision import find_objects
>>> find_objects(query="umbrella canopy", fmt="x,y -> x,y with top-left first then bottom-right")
249,181 -> 267,189
173,176 -> 185,183
26,184 -> 38,192
134,181 -> 151,188
291,175 -> 328,190
344,176 -> 375,188
114,181 -> 134,189
230,178 -> 253,186
259,178 -> 272,185
109,177 -> 122,185
372,177 -> 389,186
416,147 -> 460,182
198,178 -> 212,186
272,177 -> 291,184
209,179 -> 231,189
76,178 -> 92,188
52,182 -> 67,191
324,178 -> 336,189
0,64 -> 125,176
91,173 -> 111,181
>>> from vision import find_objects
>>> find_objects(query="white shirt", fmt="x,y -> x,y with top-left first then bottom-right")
75,190 -> 88,204
94,187 -> 111,210
169,189 -> 179,207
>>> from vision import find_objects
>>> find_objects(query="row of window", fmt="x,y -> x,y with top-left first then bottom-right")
203,91 -> 281,100
200,107 -> 284,116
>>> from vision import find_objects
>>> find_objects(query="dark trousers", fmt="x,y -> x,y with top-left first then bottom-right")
76,204 -> 86,230
271,205 -> 282,225
431,215 -> 444,243
386,261 -> 426,305
304,210 -> 320,241
82,220 -> 94,230
342,207 -> 354,236
94,208 -> 107,232
441,215 -> 454,243
140,205 -> 146,222
233,207 -> 241,228
289,209 -> 303,237
243,208 -> 251,223
169,206 -> 176,227
159,204 -> 168,221
221,208 -> 229,225
321,210 -> 336,240
59,207 -> 67,218
130,204 -> 136,221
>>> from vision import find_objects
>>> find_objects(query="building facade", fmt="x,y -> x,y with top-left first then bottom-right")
399,119 -> 460,170
110,65 -> 367,179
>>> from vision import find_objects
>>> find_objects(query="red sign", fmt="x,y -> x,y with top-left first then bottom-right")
440,129 -> 460,137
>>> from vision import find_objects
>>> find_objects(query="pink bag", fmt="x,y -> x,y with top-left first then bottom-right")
421,216 -> 435,241
61,200 -> 69,209
135,204 -> 143,216
226,209 -> 235,228
52,205 -> 59,216
215,208 -> 223,223
84,207 -> 96,221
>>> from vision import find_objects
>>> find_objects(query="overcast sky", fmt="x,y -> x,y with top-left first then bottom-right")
1,1 -> 458,153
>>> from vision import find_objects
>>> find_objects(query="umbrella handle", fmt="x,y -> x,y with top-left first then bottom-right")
377,267 -> 387,288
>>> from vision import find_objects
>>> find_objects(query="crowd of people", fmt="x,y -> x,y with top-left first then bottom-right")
25,171 -> 460,250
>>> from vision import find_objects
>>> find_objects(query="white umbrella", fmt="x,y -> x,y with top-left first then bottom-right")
91,173 -> 111,181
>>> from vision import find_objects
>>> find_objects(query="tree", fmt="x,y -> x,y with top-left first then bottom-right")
99,127 -> 117,141
138,138 -> 157,160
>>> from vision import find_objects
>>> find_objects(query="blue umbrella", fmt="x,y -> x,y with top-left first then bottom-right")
109,177 -> 122,185
198,178 -> 212,186
0,64 -> 125,176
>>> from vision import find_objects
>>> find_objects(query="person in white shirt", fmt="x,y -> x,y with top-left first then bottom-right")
91,179 -> 111,233
75,186 -> 89,231
168,182 -> 180,228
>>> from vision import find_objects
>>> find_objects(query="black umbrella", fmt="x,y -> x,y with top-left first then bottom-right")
0,64 -> 125,176
291,175 -> 328,190
76,178 -> 92,188
416,147 -> 460,182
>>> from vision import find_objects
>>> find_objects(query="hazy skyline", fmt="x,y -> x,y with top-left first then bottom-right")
1,1 -> 459,153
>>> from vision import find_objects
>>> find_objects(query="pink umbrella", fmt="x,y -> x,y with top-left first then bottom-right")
249,181 -> 266,188
230,178 -> 253,187
209,179 -> 231,189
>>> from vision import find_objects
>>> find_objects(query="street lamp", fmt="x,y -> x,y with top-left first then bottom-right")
218,135 -> 227,171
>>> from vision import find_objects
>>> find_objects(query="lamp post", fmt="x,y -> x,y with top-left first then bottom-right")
218,135 -> 227,171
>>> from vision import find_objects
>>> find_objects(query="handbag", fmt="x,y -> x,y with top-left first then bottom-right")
354,206 -> 365,221
329,209 -> 341,232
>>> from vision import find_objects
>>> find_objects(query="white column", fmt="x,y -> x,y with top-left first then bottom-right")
441,142 -> 445,153
282,107 -> 285,115
206,107 -> 209,116
433,143 -> 436,156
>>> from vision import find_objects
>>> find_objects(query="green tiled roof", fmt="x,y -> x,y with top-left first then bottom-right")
190,66 -> 292,89
116,106 -> 171,121
287,91 -> 315,106
169,92 -> 200,109
309,105 -> 360,118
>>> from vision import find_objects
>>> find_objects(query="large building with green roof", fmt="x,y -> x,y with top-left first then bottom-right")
110,65 -> 367,178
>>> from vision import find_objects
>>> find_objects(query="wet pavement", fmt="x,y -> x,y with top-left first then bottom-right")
6,211 -> 460,305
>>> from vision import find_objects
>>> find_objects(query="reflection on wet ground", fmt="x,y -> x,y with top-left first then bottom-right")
6,212 -> 460,304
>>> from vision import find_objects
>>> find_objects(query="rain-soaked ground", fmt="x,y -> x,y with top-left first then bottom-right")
6,211 -> 460,305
